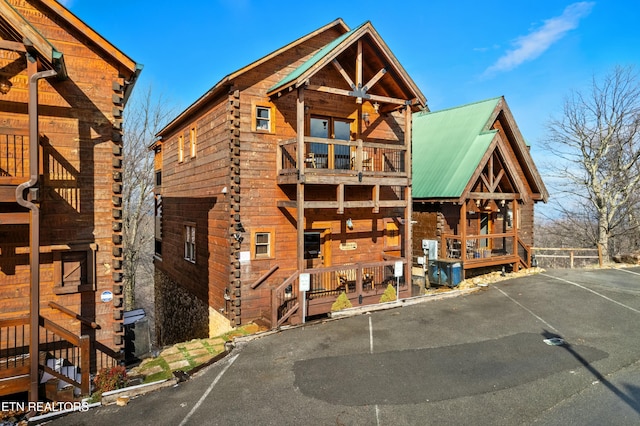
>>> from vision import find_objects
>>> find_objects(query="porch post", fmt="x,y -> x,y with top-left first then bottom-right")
403,106 -> 412,293
296,87 -> 305,272
460,200 -> 467,277
296,87 -> 305,322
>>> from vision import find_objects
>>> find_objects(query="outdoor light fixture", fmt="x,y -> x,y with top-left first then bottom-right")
0,77 -> 12,95
373,102 -> 379,113
362,112 -> 370,126
346,218 -> 353,229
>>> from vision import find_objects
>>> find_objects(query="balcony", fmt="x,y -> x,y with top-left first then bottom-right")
278,136 -> 408,186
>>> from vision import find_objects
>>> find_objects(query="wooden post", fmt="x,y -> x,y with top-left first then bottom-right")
570,250 -> 574,268
597,244 -> 603,267
80,335 -> 90,396
460,201 -> 467,278
296,87 -> 305,323
403,106 -> 412,294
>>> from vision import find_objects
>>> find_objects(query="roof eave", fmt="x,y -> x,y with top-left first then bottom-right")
158,18 -> 351,138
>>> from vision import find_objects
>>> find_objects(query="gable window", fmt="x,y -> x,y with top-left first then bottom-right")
252,102 -> 275,133
178,134 -> 184,163
251,228 -> 275,259
184,224 -> 196,263
256,106 -> 271,131
189,126 -> 197,158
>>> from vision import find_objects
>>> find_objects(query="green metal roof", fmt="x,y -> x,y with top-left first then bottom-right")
268,22 -> 367,94
412,97 -> 502,199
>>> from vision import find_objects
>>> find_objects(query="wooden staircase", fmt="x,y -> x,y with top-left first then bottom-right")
0,315 -> 99,401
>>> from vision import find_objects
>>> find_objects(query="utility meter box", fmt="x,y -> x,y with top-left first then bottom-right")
422,239 -> 438,260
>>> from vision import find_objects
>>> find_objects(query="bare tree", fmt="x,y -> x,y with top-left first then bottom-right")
123,86 -> 176,310
543,65 -> 640,258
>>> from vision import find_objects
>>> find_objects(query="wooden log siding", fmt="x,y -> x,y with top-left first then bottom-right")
0,2 -> 139,396
153,20 -> 425,330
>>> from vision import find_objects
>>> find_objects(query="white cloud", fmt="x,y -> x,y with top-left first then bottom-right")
483,2 -> 594,77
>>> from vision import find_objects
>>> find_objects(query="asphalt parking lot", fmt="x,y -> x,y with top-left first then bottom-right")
53,267 -> 640,425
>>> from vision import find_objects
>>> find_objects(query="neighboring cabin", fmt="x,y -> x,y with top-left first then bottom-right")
153,19 -> 426,344
0,0 -> 140,400
412,97 -> 548,280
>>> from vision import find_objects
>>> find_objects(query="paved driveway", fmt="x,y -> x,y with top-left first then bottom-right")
54,267 -> 640,425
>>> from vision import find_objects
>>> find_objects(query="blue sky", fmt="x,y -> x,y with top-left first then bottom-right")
63,0 -> 638,175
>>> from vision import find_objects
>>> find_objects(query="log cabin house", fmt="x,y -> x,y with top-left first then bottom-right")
152,19 -> 426,343
0,0 -> 141,401
412,97 -> 548,282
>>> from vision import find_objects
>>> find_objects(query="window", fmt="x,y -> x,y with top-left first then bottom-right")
178,134 -> 184,163
251,228 -> 275,259
256,106 -> 271,131
53,248 -> 95,294
189,127 -> 197,158
309,116 -> 352,169
184,224 -> 196,262
252,102 -> 275,133
155,195 -> 162,258
384,220 -> 400,250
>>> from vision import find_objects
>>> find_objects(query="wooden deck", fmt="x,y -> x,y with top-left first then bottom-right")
272,259 -> 408,327
442,233 -> 531,272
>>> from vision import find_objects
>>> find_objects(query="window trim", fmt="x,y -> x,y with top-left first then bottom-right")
251,227 -> 275,260
383,219 -> 401,251
178,134 -> 184,163
53,245 -> 96,295
189,126 -> 197,158
252,101 -> 275,133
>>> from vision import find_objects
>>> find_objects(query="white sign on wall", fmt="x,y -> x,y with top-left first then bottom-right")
101,291 -> 113,303
299,273 -> 310,292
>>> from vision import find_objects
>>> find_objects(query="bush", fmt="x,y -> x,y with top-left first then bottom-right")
94,365 -> 128,393
331,292 -> 353,311
379,283 -> 397,303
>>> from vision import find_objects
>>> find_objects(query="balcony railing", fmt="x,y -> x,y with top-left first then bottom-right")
0,131 -> 29,184
443,233 -> 519,265
279,137 -> 406,177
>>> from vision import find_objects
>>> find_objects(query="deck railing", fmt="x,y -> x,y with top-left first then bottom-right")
272,259 -> 408,327
444,233 -> 517,262
39,316 -> 90,397
0,316 -> 30,397
279,137 -> 406,175
0,131 -> 28,182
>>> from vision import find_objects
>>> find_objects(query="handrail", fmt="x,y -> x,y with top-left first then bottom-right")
272,271 -> 300,328
0,315 -> 30,328
39,316 -> 90,396
251,265 -> 279,289
48,301 -> 100,329
39,316 -> 82,345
